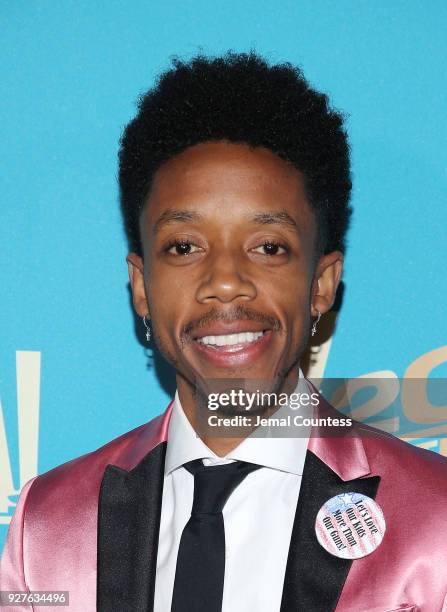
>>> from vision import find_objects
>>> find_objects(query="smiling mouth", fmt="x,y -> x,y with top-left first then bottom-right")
194,330 -> 268,352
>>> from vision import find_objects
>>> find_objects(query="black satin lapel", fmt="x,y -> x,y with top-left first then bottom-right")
97,441 -> 167,612
280,450 -> 380,612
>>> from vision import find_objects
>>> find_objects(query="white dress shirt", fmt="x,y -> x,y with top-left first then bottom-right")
153,371 -> 311,612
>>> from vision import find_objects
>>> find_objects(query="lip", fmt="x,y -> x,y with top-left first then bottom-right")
192,322 -> 271,339
191,328 -> 274,367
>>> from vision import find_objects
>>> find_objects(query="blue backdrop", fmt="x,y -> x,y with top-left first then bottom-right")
1,0 -> 447,553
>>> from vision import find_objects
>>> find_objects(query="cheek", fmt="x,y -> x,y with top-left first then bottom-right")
145,278 -> 189,346
266,271 -> 311,317
268,278 -> 312,355
147,261 -> 192,298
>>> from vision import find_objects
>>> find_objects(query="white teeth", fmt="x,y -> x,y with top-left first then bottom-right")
198,331 -> 264,346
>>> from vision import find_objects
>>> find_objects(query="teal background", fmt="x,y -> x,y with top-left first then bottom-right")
1,1 -> 446,553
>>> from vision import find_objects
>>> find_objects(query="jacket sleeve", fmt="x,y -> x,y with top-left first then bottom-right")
0,477 -> 38,599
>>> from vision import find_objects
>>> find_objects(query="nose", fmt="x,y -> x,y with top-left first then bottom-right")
195,251 -> 257,304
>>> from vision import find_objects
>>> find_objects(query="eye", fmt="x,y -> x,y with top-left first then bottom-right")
164,239 -> 202,256
252,241 -> 289,256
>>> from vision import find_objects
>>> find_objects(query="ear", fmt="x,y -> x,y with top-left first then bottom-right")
126,252 -> 150,318
311,251 -> 344,317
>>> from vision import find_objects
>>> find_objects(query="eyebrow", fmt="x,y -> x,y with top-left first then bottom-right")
250,211 -> 299,232
152,208 -> 299,235
152,210 -> 205,235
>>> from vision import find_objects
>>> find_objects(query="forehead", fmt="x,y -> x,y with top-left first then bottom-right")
141,141 -> 315,239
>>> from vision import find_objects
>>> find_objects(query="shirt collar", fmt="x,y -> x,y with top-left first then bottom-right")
165,369 -> 311,476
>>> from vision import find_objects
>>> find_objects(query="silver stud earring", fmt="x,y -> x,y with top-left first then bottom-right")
311,310 -> 321,337
143,315 -> 151,342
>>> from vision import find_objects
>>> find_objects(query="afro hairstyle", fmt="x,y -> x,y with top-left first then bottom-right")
118,50 -> 352,257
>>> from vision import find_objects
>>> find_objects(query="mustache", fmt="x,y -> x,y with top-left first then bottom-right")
182,304 -> 282,342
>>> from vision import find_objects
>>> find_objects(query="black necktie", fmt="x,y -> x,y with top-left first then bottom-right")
170,459 -> 261,612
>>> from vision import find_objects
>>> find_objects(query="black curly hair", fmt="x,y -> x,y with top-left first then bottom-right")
119,50 -> 352,257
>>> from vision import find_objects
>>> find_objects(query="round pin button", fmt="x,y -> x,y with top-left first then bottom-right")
315,492 -> 386,559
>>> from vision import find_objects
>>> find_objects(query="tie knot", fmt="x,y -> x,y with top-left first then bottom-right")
184,459 -> 260,514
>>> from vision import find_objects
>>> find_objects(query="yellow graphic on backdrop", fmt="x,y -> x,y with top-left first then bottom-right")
0,351 -> 40,525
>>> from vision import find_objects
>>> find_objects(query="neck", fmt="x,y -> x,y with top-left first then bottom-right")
176,366 -> 301,456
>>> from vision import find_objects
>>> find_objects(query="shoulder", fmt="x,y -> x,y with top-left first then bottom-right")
25,408 -> 170,507
358,420 -> 447,491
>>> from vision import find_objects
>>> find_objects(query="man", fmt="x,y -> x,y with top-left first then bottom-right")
2,51 -> 447,612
